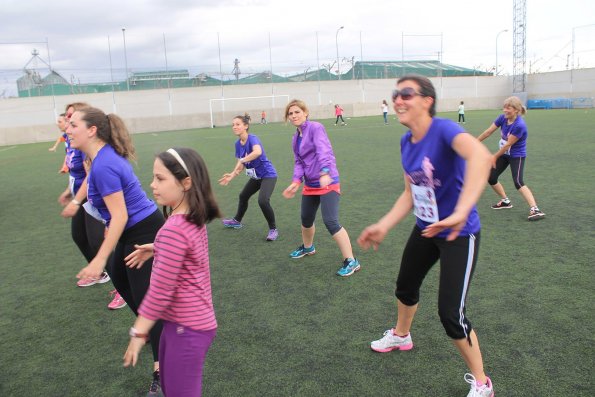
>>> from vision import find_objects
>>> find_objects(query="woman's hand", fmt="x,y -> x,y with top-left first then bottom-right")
61,201 -> 80,218
422,211 -> 468,241
218,173 -> 234,186
125,244 -> 154,269
319,174 -> 332,188
76,257 -> 106,280
282,182 -> 300,199
357,223 -> 389,251
58,190 -> 73,206
123,336 -> 146,368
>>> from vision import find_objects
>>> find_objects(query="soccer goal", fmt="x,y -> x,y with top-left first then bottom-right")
209,95 -> 290,128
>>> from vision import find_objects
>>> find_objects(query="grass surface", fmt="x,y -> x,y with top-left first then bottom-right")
0,109 -> 594,396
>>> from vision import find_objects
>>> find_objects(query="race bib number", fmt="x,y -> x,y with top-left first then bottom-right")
245,168 -> 260,180
83,201 -> 106,224
499,138 -> 510,155
411,184 -> 439,223
68,176 -> 76,196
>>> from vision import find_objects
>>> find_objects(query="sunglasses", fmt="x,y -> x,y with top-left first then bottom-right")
391,87 -> 423,101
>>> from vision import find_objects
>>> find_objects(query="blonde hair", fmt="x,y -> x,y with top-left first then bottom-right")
503,96 -> 527,115
65,102 -> 90,113
284,99 -> 309,121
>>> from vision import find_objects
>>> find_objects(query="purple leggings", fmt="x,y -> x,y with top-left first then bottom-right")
159,321 -> 216,397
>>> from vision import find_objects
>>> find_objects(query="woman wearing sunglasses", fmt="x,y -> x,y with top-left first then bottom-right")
357,75 -> 495,396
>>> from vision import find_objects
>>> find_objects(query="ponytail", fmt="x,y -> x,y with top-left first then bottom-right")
78,107 -> 136,160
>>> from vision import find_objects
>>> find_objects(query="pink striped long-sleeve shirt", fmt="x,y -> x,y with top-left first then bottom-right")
138,214 -> 217,331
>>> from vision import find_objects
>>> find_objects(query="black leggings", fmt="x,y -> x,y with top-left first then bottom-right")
395,226 -> 480,342
335,115 -> 345,124
300,191 -> 342,235
71,202 -> 105,263
234,177 -> 277,229
488,156 -> 526,189
107,209 -> 165,361
458,114 -> 465,122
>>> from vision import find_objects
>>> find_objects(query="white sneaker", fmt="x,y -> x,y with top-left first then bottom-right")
370,329 -> 413,352
465,373 -> 494,397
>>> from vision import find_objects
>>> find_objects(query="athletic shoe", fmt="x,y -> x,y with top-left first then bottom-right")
77,271 -> 110,287
464,373 -> 494,397
222,218 -> 243,229
370,329 -> 414,353
336,258 -> 361,277
528,207 -> 545,221
107,290 -> 127,310
147,370 -> 163,396
289,244 -> 316,259
97,271 -> 110,284
491,199 -> 513,209
266,228 -> 279,241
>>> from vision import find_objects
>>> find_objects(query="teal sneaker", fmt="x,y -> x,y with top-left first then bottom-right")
289,244 -> 316,259
336,258 -> 361,277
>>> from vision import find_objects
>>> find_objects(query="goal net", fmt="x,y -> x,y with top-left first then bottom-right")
209,95 -> 290,128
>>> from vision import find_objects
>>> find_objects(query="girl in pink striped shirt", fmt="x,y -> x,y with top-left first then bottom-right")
123,147 -> 221,397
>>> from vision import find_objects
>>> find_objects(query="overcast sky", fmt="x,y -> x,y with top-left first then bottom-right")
1,0 -> 594,96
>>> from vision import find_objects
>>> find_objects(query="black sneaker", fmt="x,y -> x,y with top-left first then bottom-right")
147,370 -> 163,396
528,208 -> 546,221
491,199 -> 513,209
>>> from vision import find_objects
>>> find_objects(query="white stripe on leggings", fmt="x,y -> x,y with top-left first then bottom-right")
458,234 -> 476,340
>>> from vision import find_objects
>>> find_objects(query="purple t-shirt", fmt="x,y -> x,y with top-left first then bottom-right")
235,134 -> 277,179
494,114 -> 527,157
66,145 -> 87,195
87,145 -> 157,229
400,117 -> 480,238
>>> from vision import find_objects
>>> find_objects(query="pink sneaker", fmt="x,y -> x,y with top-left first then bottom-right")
77,277 -> 97,287
108,290 -> 127,310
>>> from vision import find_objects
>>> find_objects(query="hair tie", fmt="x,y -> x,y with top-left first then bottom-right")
167,148 -> 190,176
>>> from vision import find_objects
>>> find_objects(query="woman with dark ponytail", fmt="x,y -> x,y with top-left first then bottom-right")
67,106 -> 165,395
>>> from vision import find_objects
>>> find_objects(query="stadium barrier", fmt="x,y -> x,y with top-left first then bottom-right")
527,97 -> 594,109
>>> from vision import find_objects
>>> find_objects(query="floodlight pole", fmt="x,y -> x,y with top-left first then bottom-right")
495,29 -> 508,76
335,26 -> 344,80
316,31 -> 321,105
122,28 -> 129,91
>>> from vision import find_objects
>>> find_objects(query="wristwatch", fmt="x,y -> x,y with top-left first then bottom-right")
129,327 -> 149,341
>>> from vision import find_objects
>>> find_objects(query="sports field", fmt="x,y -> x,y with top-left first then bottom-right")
1,109 -> 593,396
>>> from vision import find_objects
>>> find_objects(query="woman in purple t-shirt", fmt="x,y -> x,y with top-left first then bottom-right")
68,106 -> 165,395
478,96 -> 545,220
358,75 -> 495,397
218,114 -> 279,241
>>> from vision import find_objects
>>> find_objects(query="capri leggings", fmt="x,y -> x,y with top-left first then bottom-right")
488,155 -> 526,189
234,177 -> 277,229
300,191 -> 342,235
395,226 -> 481,342
107,209 -> 165,361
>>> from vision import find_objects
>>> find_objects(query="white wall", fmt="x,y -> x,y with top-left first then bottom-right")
1,68 -> 594,146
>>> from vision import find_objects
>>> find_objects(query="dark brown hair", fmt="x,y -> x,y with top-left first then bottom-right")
156,147 -> 221,227
397,74 -> 437,117
76,107 -> 136,161
233,114 -> 251,131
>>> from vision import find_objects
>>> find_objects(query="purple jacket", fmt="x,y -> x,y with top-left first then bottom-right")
291,120 -> 339,186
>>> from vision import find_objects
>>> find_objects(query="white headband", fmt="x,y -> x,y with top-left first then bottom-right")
166,148 -> 190,176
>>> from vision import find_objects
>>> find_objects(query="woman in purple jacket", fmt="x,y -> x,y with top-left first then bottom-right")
282,99 -> 360,277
